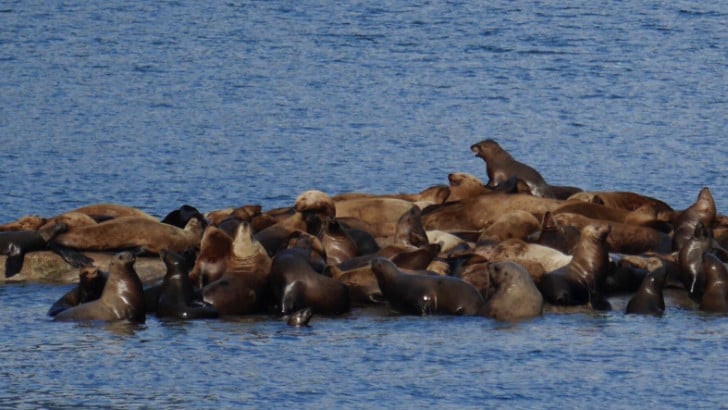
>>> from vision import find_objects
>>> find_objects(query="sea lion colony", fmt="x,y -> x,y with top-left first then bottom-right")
3,139 -> 728,325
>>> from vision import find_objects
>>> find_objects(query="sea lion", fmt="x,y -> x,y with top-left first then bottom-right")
482,261 -> 544,321
567,191 -> 674,214
476,210 -> 541,245
469,239 -> 572,283
699,252 -> 728,313
189,225 -> 233,287
161,205 -> 203,228
286,307 -> 313,327
470,139 -> 552,197
0,215 -> 47,232
156,250 -> 218,320
53,252 -> 145,323
553,212 -> 671,255
69,203 -> 157,221
47,266 -> 107,317
295,190 -> 336,218
446,172 -> 491,202
532,211 -> 579,254
370,257 -> 486,316
327,264 -> 383,306
335,197 -> 415,226
673,187 -> 716,251
1,222 -> 68,277
202,222 -> 272,315
253,211 -> 307,256
52,216 -> 204,255
553,201 -> 668,231
267,244 -> 350,315
678,222 -> 713,301
421,193 -> 563,232
392,206 -> 428,248
625,264 -> 668,316
538,224 -> 612,310
317,217 -> 358,266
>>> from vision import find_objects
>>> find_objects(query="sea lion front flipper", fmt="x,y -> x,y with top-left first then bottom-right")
48,242 -> 94,268
4,243 -> 25,277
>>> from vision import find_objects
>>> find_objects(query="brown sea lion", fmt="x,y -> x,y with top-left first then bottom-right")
446,172 -> 491,202
699,252 -> 728,313
202,222 -> 272,315
470,139 -> 552,197
482,261 -> 544,321
538,224 -> 612,310
567,191 -> 674,214
53,252 -> 145,323
370,257 -> 486,316
392,206 -> 429,248
476,210 -> 541,245
52,217 -> 204,255
317,217 -> 358,266
625,264 -> 668,316
421,193 -> 563,232
253,211 -> 307,256
189,226 -> 233,287
678,222 -> 714,301
335,197 -> 415,226
553,212 -> 671,255
39,212 -> 98,231
532,211 -> 580,254
327,264 -> 383,306
69,203 -> 157,221
156,250 -> 218,320
553,201 -> 668,231
267,246 -> 351,316
673,187 -> 717,251
206,205 -> 262,228
47,266 -> 107,317
0,215 -> 47,232
1,223 -> 68,277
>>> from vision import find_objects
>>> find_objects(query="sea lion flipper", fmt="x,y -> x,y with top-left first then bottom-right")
49,242 -> 94,268
4,244 -> 25,277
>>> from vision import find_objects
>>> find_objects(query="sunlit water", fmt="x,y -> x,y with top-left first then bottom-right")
1,1 -> 728,407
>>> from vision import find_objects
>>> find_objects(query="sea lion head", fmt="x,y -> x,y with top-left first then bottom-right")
294,190 -> 336,218
470,139 -> 506,160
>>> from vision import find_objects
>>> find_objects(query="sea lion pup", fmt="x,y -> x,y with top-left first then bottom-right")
156,250 -> 218,320
161,205 -> 203,228
202,222 -> 272,316
54,252 -> 145,323
1,222 -> 68,277
531,211 -> 579,254
446,172 -> 492,202
567,191 -> 674,214
421,193 -> 564,232
0,215 -> 47,232
370,257 -> 486,316
48,266 -> 108,317
476,210 -> 541,245
286,307 -> 313,327
267,240 -> 351,316
189,225 -> 233,288
553,212 -> 671,255
700,252 -> 728,313
673,187 -> 717,251
470,139 -> 552,198
482,261 -> 543,321
625,263 -> 668,316
69,203 -> 158,222
538,224 -> 612,310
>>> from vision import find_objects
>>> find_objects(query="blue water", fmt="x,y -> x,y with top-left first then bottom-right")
1,1 -> 728,407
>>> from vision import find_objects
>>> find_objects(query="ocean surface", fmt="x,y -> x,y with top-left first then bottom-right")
1,0 -> 727,408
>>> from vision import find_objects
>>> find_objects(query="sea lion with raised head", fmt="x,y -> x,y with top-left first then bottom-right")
156,250 -> 218,320
1,222 -> 68,277
699,252 -> 728,313
470,139 -> 552,197
482,261 -> 544,321
370,257 -> 486,316
625,264 -> 668,316
538,224 -> 612,310
53,252 -> 145,323
189,225 -> 233,288
47,266 -> 107,317
673,187 -> 716,252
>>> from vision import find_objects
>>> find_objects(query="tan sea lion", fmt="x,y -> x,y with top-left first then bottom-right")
335,197 -> 415,225
52,216 -> 204,255
202,222 -> 272,315
189,226 -> 233,287
69,203 -> 157,221
0,215 -> 47,232
446,172 -> 491,202
482,261 -> 544,321
477,210 -> 541,244
53,252 -> 145,323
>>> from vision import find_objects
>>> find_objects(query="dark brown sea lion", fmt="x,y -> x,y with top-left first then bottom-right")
202,222 -> 272,315
1,223 -> 68,277
699,252 -> 728,313
53,252 -> 145,323
482,261 -> 544,321
370,257 -> 486,316
327,264 -> 383,306
470,139 -> 552,198
47,266 -> 107,317
52,217 -> 204,255
421,193 -> 563,232
678,222 -> 713,301
189,225 -> 233,288
532,211 -> 579,254
317,217 -> 358,266
267,246 -> 351,316
253,211 -> 307,256
156,250 -> 218,320
553,212 -> 671,255
286,307 -> 313,327
673,187 -> 716,251
625,264 -> 668,316
392,205 -> 428,247
538,224 -> 612,310
161,205 -> 203,228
